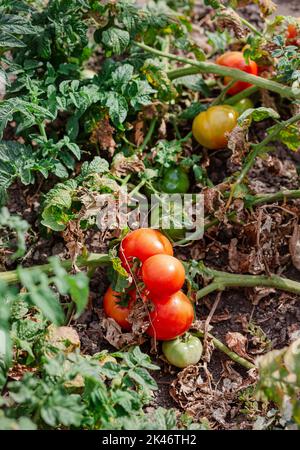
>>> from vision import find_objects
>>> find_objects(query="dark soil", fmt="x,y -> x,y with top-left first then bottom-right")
4,0 -> 300,430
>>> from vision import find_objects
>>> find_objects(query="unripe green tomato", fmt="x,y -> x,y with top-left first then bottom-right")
162,334 -> 203,368
232,98 -> 254,115
161,167 -> 190,194
150,202 -> 193,241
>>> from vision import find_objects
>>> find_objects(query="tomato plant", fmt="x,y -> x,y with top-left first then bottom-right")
119,228 -> 173,269
216,51 -> 258,95
103,286 -> 135,330
192,105 -> 238,149
162,334 -> 203,368
146,291 -> 194,341
142,254 -> 185,296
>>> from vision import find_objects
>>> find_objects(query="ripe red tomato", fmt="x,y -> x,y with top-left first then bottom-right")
119,228 -> 173,270
146,291 -> 194,340
286,23 -> 299,46
192,105 -> 238,150
216,51 -> 258,95
103,286 -> 135,330
142,254 -> 185,296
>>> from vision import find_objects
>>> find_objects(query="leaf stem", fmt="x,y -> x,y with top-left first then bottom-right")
192,330 -> 255,370
38,121 -> 47,141
224,86 -> 258,105
140,117 -> 158,152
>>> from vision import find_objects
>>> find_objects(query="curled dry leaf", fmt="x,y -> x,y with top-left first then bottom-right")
90,117 -> 116,155
62,220 -> 84,263
128,296 -> 150,335
289,223 -> 300,271
101,317 -> 146,349
216,8 -> 246,39
170,364 -> 253,427
227,123 -> 250,166
225,331 -> 249,359
133,120 -> 144,146
8,364 -> 37,381
111,153 -> 145,177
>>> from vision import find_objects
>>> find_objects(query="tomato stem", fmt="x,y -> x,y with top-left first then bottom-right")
228,112 -> 300,205
132,42 -> 300,99
0,253 -> 111,285
139,117 -> 158,152
223,86 -> 258,105
195,262 -> 300,300
192,330 -> 255,370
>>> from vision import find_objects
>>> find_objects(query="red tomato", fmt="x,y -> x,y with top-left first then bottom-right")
103,286 -> 135,330
142,254 -> 185,297
119,228 -> 173,271
286,23 -> 299,46
146,291 -> 194,340
216,51 -> 258,95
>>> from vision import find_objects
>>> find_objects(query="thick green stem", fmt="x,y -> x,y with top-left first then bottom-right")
0,253 -> 110,285
195,263 -> 300,300
140,117 -> 157,152
224,86 -> 258,105
131,43 -> 300,99
38,121 -> 47,140
192,330 -> 255,370
250,189 -> 300,206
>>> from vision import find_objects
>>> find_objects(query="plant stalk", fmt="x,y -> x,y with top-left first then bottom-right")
131,42 -> 300,99
192,330 -> 255,370
195,263 -> 300,300
0,253 -> 111,285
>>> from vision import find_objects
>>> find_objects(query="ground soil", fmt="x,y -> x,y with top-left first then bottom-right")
4,0 -> 300,430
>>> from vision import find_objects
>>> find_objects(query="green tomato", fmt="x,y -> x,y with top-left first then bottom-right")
150,202 -> 193,242
161,167 -> 190,194
232,98 -> 254,115
162,334 -> 203,368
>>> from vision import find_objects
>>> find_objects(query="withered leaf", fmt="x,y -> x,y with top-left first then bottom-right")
101,317 -> 146,349
111,153 -> 145,177
289,223 -> 300,271
90,117 -> 116,155
227,123 -> 249,166
216,8 -> 245,38
225,332 -> 248,359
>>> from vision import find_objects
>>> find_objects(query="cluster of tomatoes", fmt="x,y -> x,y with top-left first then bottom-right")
103,228 -> 194,341
192,51 -> 258,151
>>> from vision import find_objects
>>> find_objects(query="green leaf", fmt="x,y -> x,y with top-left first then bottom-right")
105,91 -> 128,125
0,141 -> 36,204
79,156 -> 109,179
102,27 -> 130,55
111,64 -> 134,90
41,180 -> 77,231
238,107 -> 280,124
17,268 -> 65,326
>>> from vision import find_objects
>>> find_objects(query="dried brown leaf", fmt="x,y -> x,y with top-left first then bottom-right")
227,123 -> 250,166
225,331 -> 248,358
62,220 -> 84,263
216,8 -> 246,38
133,120 -> 144,147
289,223 -> 300,271
101,317 -> 146,349
90,117 -> 116,155
111,153 -> 145,177
8,364 -> 37,381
